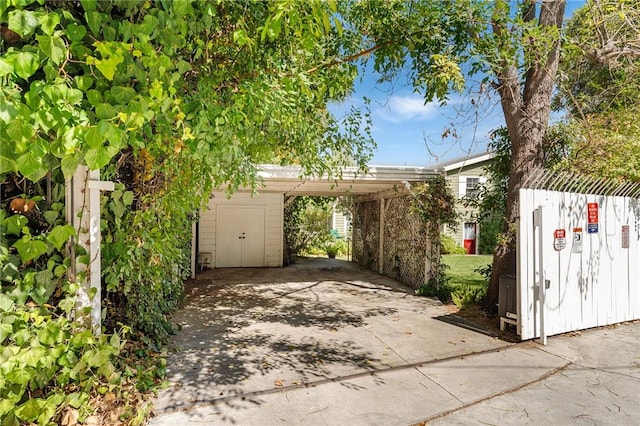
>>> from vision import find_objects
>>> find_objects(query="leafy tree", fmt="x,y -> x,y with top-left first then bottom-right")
1,1 -> 376,421
553,0 -> 640,181
555,0 -> 640,116
283,196 -> 334,264
342,0 -> 566,310
1,0 -> 374,341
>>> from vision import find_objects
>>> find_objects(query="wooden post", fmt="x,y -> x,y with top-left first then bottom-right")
66,166 -> 114,334
378,197 -> 385,274
191,222 -> 197,279
533,205 -> 547,345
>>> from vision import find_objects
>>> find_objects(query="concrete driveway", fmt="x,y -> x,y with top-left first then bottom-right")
149,258 -> 640,425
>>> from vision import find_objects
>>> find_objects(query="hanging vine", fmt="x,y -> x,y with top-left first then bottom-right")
408,176 -> 459,292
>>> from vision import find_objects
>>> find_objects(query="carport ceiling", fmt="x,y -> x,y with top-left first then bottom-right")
256,164 -> 438,196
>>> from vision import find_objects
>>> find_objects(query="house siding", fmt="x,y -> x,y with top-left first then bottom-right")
443,160 -> 491,252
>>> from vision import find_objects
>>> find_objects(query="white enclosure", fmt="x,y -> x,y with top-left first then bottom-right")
198,191 -> 283,268
518,186 -> 640,341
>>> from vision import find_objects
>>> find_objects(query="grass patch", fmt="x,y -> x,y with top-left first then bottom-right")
434,254 -> 493,308
442,254 -> 492,288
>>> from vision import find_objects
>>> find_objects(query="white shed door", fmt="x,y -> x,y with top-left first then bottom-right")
217,207 -> 265,267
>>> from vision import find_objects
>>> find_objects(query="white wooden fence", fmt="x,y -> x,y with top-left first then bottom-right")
517,173 -> 640,341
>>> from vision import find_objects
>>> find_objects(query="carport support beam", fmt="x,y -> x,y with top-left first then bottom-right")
191,222 -> 196,279
378,198 -> 385,274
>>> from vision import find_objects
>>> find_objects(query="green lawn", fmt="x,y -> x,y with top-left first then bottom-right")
442,254 -> 492,288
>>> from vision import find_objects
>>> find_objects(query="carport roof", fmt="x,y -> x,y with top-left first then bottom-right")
256,164 -> 438,196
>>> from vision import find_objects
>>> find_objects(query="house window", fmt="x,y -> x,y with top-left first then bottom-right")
466,177 -> 480,197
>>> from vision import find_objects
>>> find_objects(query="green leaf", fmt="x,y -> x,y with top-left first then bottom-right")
0,294 -> 15,312
14,398 -> 45,422
37,34 -> 66,65
0,398 -> 16,418
85,11 -> 103,36
47,224 -> 75,250
83,125 -> 106,149
109,333 -> 121,349
16,151 -> 47,182
37,322 -> 61,346
122,191 -> 134,205
8,9 -> 40,38
95,103 -> 116,119
0,58 -> 12,78
86,89 -> 102,106
110,86 -> 136,104
33,270 -> 56,305
84,145 -> 116,170
80,0 -> 98,12
6,367 -> 35,386
0,323 -> 13,343
6,115 -> 34,147
91,52 -> 124,80
66,23 -> 87,42
13,236 -> 48,263
9,51 -> 40,80
74,75 -> 93,91
22,346 -> 47,367
39,12 -> 60,36
60,153 -> 81,179
65,392 -> 89,409
42,210 -> 59,225
3,214 -> 28,236
0,154 -> 17,174
12,328 -> 33,346
65,87 -> 83,105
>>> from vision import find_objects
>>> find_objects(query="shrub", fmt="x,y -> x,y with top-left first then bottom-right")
451,285 -> 487,308
441,234 -> 467,255
0,283 -> 162,425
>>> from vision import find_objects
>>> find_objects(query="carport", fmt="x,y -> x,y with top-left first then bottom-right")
192,164 -> 441,288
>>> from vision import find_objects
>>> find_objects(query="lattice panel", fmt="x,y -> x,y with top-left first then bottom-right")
352,200 -> 379,271
382,196 -> 427,289
353,195 -> 429,289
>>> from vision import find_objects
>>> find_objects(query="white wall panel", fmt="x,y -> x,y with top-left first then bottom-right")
518,189 -> 640,340
198,191 -> 283,268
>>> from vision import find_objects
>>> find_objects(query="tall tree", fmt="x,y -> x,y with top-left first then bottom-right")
553,0 -> 640,181
343,0 -> 566,310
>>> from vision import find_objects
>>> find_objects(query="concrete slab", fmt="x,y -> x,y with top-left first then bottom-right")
149,258 -> 640,425
416,343 -> 569,405
151,258 -> 508,422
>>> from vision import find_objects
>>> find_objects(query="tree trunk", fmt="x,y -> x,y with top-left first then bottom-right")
486,0 -> 566,313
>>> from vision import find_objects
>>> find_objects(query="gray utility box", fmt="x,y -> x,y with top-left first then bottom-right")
498,274 -> 517,318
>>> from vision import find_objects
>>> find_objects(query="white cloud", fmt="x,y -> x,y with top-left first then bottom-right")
375,95 -> 438,123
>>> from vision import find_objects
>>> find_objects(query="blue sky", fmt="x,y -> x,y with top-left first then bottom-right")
329,68 -> 504,167
329,1 -> 586,168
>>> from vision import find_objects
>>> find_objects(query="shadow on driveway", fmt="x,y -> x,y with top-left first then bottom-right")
151,258 -> 508,423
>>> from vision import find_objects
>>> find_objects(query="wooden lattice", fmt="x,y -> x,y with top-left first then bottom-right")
352,200 -> 379,271
353,195 -> 429,289
382,197 -> 427,288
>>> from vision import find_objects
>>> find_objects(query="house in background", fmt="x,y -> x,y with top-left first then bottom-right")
434,152 -> 495,254
330,200 -> 351,238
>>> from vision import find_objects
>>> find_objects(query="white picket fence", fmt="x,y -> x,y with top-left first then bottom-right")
517,175 -> 640,341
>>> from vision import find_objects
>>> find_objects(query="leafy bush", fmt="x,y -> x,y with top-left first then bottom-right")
415,264 -> 452,300
474,263 -> 493,282
441,234 -> 467,255
450,285 -> 487,308
324,238 -> 348,256
0,284 -> 159,425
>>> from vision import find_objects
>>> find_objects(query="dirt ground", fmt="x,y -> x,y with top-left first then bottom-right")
445,303 -> 521,342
